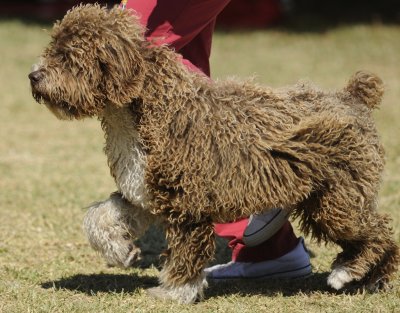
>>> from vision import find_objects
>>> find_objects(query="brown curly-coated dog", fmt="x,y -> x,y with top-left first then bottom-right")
29,4 -> 399,303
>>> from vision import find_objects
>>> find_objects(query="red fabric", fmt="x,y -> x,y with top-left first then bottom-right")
127,0 -> 297,262
215,220 -> 298,262
127,0 -> 231,76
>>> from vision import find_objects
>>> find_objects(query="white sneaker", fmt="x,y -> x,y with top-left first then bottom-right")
242,208 -> 290,247
205,237 -> 311,280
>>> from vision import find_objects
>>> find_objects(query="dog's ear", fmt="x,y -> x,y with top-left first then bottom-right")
99,7 -> 146,106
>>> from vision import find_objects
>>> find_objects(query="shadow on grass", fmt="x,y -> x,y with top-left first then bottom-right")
41,273 -> 158,295
205,272 -> 334,299
41,271 -> 337,299
40,226 -> 327,298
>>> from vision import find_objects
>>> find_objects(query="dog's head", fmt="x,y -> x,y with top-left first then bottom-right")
29,4 -> 146,119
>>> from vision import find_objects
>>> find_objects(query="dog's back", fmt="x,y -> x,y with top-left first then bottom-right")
162,71 -> 385,221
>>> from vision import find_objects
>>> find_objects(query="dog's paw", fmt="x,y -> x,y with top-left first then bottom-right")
146,281 -> 204,304
106,243 -> 142,268
123,244 -> 142,267
146,286 -> 199,304
327,266 -> 354,290
146,286 -> 175,301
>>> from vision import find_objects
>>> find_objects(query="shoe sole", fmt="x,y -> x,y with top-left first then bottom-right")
207,264 -> 312,282
242,209 -> 290,247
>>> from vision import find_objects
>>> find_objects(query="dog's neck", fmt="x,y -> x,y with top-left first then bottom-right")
132,47 -> 210,151
139,46 -> 206,108
98,47 -> 209,206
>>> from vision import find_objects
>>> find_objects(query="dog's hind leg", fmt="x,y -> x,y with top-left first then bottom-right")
83,192 -> 156,268
297,186 -> 399,291
328,208 -> 400,291
147,212 -> 215,304
360,231 -> 400,291
328,212 -> 399,291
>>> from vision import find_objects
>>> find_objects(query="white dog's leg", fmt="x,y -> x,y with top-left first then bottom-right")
327,266 -> 354,290
83,192 -> 155,268
147,272 -> 207,304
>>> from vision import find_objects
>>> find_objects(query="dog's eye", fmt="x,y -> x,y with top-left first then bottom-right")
99,61 -> 107,73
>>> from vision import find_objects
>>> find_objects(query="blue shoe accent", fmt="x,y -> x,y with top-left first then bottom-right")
205,237 -> 311,280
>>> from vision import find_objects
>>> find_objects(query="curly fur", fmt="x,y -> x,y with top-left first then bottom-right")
83,192 -> 156,268
29,4 -> 399,303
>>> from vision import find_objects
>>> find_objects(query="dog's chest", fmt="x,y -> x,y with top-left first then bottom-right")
102,108 -> 148,208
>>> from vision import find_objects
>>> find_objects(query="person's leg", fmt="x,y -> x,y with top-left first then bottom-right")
216,219 -> 298,263
126,0 -> 231,75
178,19 -> 216,76
207,219 -> 311,279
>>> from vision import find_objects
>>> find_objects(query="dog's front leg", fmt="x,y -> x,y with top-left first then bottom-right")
83,192 -> 155,268
147,212 -> 215,303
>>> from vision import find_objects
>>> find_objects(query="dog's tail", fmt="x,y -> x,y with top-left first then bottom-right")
345,71 -> 384,110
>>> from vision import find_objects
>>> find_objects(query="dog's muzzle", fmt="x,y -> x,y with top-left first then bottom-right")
28,70 -> 44,85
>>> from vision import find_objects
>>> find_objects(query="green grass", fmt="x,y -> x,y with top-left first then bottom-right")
1,19 -> 400,312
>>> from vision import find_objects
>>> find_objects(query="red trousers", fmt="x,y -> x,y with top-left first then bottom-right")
126,0 -> 298,262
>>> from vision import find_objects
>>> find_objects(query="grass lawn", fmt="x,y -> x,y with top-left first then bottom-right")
0,17 -> 400,313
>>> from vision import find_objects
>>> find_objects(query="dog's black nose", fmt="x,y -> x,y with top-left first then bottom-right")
28,70 -> 44,83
